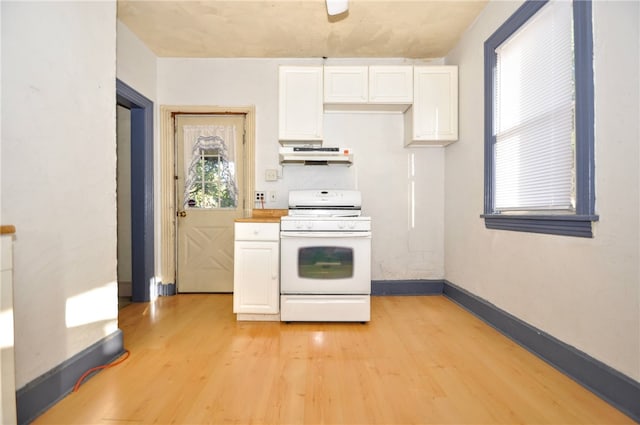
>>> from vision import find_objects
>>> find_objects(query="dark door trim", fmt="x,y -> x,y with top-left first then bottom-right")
116,79 -> 154,302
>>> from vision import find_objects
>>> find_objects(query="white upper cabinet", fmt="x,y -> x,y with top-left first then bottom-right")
278,64 -> 458,147
368,66 -> 413,104
324,65 -> 412,112
405,66 -> 458,146
324,66 -> 368,103
279,66 -> 323,142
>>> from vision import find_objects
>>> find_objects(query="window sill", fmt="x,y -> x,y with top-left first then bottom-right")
481,214 -> 599,238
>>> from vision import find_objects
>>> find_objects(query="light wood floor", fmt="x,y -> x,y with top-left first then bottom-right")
34,295 -> 635,424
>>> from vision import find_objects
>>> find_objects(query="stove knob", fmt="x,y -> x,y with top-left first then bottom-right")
295,221 -> 303,229
348,221 -> 356,229
305,222 -> 314,230
338,221 -> 346,229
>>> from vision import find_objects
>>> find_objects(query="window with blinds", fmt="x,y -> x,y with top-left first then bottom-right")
483,0 -> 596,237
494,0 -> 574,213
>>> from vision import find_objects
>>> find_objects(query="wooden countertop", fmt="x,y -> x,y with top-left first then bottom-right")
235,209 -> 288,223
1,225 -> 16,235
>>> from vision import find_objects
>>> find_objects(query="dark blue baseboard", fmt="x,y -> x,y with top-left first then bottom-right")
443,280 -> 640,423
16,329 -> 124,425
371,279 -> 444,295
157,282 -> 176,296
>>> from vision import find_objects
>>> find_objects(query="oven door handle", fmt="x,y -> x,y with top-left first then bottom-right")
280,231 -> 372,238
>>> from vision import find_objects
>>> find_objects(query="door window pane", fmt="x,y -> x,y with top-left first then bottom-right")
184,132 -> 238,209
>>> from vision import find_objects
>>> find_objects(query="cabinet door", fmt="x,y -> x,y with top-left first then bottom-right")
278,66 -> 323,141
233,241 -> 279,314
369,66 -> 413,103
409,66 -> 458,144
0,235 -> 16,425
324,66 -> 368,103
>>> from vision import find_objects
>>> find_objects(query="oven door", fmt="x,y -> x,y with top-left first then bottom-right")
280,231 -> 371,294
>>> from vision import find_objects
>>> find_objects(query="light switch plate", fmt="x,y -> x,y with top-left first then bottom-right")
265,169 -> 278,181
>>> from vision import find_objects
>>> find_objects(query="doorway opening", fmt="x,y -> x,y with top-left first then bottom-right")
116,104 -> 133,308
116,79 -> 154,302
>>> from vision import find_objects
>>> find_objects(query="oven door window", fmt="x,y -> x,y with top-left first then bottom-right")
298,247 -> 354,279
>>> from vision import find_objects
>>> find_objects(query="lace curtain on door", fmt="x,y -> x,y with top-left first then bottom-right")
183,125 -> 238,209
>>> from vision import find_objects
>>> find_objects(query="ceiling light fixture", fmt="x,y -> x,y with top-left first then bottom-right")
326,0 -> 348,16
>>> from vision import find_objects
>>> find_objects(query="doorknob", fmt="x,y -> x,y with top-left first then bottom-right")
177,210 -> 187,217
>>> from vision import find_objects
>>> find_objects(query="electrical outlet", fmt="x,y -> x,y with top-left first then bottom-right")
268,191 -> 277,202
255,191 -> 265,202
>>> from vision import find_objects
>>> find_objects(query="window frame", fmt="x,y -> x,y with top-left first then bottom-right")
483,0 -> 598,238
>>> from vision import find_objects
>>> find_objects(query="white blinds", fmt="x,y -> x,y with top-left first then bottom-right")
494,0 -> 576,212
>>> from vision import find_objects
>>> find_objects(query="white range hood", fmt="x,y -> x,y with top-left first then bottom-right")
279,146 -> 353,166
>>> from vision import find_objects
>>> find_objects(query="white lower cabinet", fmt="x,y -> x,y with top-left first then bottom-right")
1,232 -> 16,425
233,222 -> 280,320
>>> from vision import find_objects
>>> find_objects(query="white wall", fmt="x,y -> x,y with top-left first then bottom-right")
445,0 -> 640,381
1,1 -> 118,387
158,58 -> 445,280
116,21 -> 157,102
116,20 -> 160,283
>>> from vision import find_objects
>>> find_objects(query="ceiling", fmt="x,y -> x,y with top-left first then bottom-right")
117,0 -> 488,59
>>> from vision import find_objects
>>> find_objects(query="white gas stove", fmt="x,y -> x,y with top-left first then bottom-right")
280,190 -> 372,322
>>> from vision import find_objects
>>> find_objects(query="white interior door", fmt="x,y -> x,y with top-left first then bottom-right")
176,114 -> 245,292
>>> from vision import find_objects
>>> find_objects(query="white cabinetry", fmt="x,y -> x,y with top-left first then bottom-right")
405,65 -> 458,146
324,66 -> 412,111
368,66 -> 413,104
278,66 -> 323,141
0,231 -> 16,425
233,222 -> 280,320
324,66 -> 368,103
278,64 -> 459,147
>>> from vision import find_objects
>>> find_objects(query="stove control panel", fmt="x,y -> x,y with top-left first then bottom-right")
280,216 -> 371,232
